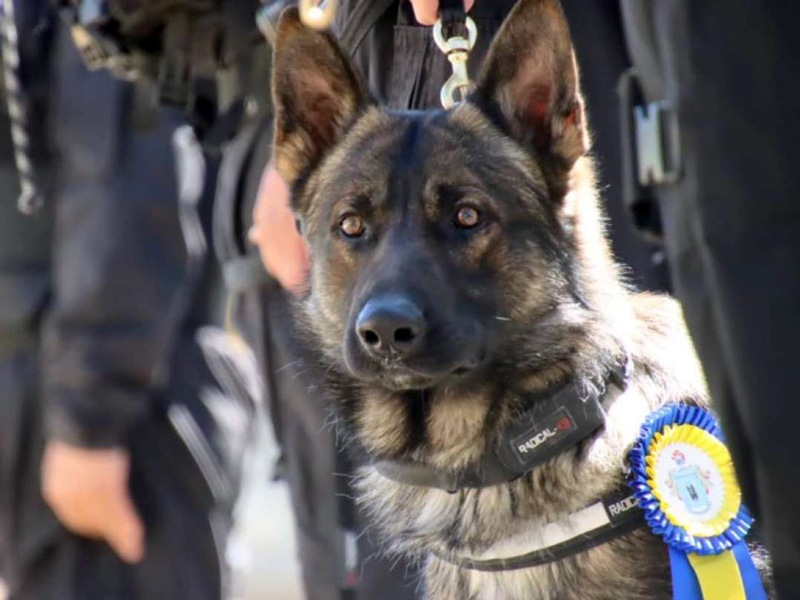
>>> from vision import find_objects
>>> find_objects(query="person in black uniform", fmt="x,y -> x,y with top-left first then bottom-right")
0,3 -> 253,598
618,3 -> 800,598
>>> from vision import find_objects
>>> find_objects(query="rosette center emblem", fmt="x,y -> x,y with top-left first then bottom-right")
647,424 -> 741,538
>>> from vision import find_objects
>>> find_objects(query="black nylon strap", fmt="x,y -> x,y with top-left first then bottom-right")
338,0 -> 396,57
373,385 -> 602,491
439,0 -> 467,36
432,488 -> 646,572
374,381 -> 605,491
439,0 -> 465,19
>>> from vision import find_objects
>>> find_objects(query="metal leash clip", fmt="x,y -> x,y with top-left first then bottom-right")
298,0 -> 337,31
433,15 -> 477,109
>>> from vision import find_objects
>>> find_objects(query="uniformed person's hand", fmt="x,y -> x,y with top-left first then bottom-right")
409,0 -> 475,25
249,163 -> 310,294
41,441 -> 145,563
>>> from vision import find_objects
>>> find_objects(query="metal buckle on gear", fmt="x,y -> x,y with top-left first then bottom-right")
433,15 -> 477,109
634,101 -> 681,186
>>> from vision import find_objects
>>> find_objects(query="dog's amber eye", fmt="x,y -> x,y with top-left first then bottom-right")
454,206 -> 481,229
340,214 -> 365,238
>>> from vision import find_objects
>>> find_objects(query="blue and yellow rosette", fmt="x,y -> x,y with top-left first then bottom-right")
628,404 -> 767,600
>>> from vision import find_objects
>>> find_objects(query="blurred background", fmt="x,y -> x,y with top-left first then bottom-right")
229,425 -> 302,600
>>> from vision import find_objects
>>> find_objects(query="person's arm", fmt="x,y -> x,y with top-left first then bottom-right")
40,33 -> 188,563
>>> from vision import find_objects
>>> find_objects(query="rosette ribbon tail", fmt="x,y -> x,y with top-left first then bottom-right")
731,541 -> 769,600
673,542 -> 767,600
669,546 -> 703,600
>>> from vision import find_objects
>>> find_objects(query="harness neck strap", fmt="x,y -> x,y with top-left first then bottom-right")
374,358 -> 632,492
433,487 -> 645,572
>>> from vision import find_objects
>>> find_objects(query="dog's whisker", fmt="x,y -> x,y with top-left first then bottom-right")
334,492 -> 360,502
274,358 -> 304,373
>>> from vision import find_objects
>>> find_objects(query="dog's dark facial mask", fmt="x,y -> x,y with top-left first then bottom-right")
272,0 -> 590,454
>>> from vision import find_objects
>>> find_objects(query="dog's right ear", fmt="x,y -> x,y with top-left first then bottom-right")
271,8 -> 366,194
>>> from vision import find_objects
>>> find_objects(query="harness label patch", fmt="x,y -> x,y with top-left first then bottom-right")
510,407 -> 574,464
604,493 -> 639,524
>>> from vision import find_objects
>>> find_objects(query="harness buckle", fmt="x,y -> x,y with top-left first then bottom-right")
433,16 -> 477,109
634,100 -> 681,186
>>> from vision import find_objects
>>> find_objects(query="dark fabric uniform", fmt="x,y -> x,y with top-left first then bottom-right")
620,3 -> 800,598
0,5 -> 252,599
218,2 -> 666,600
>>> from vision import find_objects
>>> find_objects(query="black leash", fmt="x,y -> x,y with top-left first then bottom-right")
438,0 -> 467,32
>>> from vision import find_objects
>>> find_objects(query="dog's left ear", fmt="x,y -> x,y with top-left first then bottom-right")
271,7 -> 366,194
472,0 -> 587,171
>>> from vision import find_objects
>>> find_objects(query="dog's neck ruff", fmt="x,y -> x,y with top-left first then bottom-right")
371,357 -> 643,572
374,357 -> 632,492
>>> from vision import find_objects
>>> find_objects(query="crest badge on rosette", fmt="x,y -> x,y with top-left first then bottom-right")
628,404 -> 768,600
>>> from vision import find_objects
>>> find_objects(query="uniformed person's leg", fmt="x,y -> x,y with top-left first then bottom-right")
6,332 -> 247,600
654,2 -> 800,596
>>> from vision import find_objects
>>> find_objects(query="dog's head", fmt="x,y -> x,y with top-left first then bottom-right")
272,0 -> 624,465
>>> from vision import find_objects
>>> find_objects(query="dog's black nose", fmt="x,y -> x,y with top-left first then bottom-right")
356,296 -> 426,357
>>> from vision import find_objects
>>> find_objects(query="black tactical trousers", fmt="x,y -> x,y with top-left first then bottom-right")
0,338 -> 234,600
232,287 -> 422,600
645,3 -> 800,597
0,19 -> 245,598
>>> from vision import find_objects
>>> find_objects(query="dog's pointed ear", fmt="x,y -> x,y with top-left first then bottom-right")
271,7 -> 366,190
472,0 -> 587,171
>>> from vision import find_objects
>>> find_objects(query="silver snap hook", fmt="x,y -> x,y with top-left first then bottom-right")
433,16 -> 478,109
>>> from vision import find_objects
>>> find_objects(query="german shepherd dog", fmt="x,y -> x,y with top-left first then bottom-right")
269,1 -> 769,598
